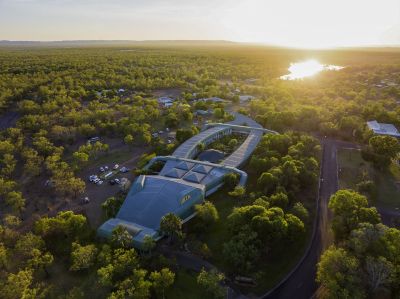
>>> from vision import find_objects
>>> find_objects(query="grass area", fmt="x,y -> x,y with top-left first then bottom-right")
166,269 -> 206,299
338,148 -> 400,208
86,150 -> 134,168
338,148 -> 372,190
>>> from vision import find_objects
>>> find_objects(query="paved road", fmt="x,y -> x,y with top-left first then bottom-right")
264,139 -> 359,299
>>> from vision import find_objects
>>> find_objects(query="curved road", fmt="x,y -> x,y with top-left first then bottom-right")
264,139 -> 360,299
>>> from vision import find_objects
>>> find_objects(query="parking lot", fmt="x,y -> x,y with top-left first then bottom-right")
77,147 -> 147,227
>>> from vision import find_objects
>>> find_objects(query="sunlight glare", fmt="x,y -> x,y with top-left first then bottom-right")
280,60 -> 343,80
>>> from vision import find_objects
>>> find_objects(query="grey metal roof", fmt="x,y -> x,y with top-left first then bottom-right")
164,168 -> 186,179
116,175 -> 204,230
192,164 -> 213,174
183,171 -> 206,183
172,126 -> 229,159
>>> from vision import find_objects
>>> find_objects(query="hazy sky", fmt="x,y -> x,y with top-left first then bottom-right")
1,0 -> 399,48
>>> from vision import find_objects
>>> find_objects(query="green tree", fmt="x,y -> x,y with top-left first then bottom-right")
5,191 -> 25,214
223,172 -> 239,190
124,134 -> 134,147
363,135 -> 400,168
197,268 -> 225,299
195,201 -> 219,226
291,202 -> 309,222
111,226 -> 132,249
70,242 -> 98,271
257,172 -> 278,194
160,213 -> 182,244
150,268 -> 175,299
142,235 -> 156,254
317,246 -> 364,299
329,190 -> 381,240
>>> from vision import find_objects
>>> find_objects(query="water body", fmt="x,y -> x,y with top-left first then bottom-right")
280,59 -> 344,80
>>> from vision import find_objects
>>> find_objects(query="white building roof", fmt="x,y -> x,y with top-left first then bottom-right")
367,120 -> 400,137
158,97 -> 174,104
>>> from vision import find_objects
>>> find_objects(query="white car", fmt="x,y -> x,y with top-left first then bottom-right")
113,164 -> 119,170
89,175 -> 97,182
97,180 -> 103,185
120,167 -> 129,173
100,167 -> 105,172
104,166 -> 109,171
167,140 -> 172,144
114,178 -> 121,184
94,178 -> 100,184
166,128 -> 170,132
159,130 -> 164,134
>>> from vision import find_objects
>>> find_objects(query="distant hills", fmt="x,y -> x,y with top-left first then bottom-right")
0,40 -> 238,47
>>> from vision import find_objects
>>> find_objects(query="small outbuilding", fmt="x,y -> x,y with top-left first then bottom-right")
367,120 -> 400,138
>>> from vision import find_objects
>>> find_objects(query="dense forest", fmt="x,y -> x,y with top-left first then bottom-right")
0,43 -> 399,298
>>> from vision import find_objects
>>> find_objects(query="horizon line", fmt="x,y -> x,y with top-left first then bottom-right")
1,39 -> 400,50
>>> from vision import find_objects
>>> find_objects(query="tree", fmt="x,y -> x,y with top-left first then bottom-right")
124,134 -> 134,147
176,128 -> 194,144
5,191 -> 25,214
365,256 -> 394,292
268,192 -> 289,209
165,113 -> 179,128
228,186 -> 246,198
197,268 -> 225,299
1,269 -> 48,299
257,172 -> 278,194
329,190 -> 381,240
160,213 -> 182,244
363,135 -> 400,168
317,246 -> 364,299
150,268 -> 175,299
27,249 -> 54,275
0,178 -> 16,198
291,202 -> 309,222
195,201 -> 219,226
223,172 -> 239,190
72,151 -> 89,169
34,211 -> 87,243
70,242 -> 98,271
21,148 -> 43,176
102,196 -> 124,219
111,226 -> 132,249
223,227 -> 261,273
142,235 -> 156,254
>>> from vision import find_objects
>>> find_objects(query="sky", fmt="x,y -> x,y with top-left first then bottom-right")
0,0 -> 399,48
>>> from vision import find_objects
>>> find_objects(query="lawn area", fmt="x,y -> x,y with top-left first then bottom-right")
338,148 -> 400,208
166,269 -> 206,299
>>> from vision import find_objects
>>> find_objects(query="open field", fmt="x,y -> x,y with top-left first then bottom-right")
338,148 -> 400,209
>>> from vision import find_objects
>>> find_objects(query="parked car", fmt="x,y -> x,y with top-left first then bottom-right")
120,167 -> 129,173
88,136 -> 100,144
113,164 -> 119,170
82,197 -> 90,204
100,167 -> 105,172
109,180 -> 116,185
159,130 -> 164,134
104,166 -> 109,171
97,180 -> 103,185
89,175 -> 97,182
94,178 -> 100,184
167,140 -> 172,144
166,128 -> 170,132
114,178 -> 121,184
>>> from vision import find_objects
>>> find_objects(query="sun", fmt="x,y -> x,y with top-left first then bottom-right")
287,60 -> 324,79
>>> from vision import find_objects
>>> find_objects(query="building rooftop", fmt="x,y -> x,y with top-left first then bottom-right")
367,120 -> 400,138
116,175 -> 204,230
